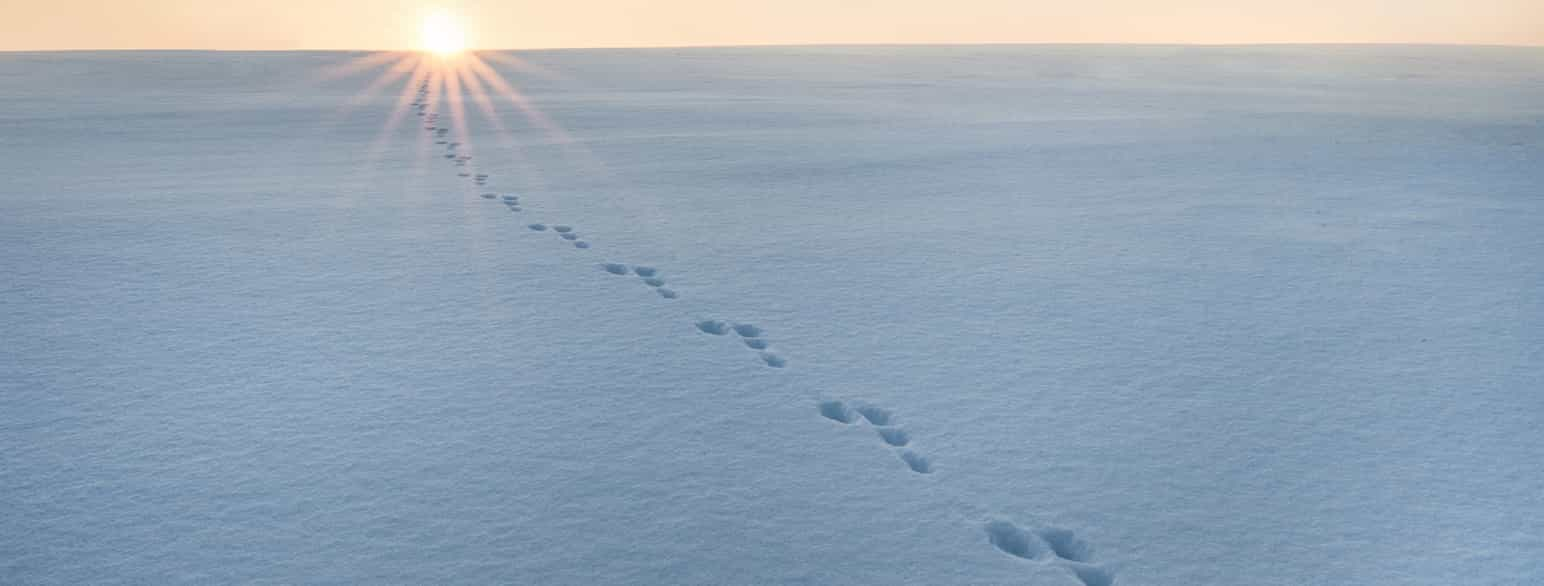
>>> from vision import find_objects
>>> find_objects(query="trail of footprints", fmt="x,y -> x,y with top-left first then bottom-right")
694,319 -> 786,368
600,262 -> 678,299
985,522 -> 1115,586
409,79 -> 1113,584
818,399 -> 1114,584
818,400 -> 930,473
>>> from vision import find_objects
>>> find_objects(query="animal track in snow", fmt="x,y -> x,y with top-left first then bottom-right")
1066,564 -> 1116,586
819,400 -> 857,423
984,521 -> 1114,586
986,521 -> 1046,560
877,428 -> 910,446
413,101 -> 1113,582
600,263 -> 677,299
1039,527 -> 1092,563
899,450 -> 933,473
816,400 -> 925,472
696,320 -> 730,335
696,319 -> 783,367
855,405 -> 892,426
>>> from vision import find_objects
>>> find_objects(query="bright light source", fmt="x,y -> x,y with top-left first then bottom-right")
420,11 -> 467,56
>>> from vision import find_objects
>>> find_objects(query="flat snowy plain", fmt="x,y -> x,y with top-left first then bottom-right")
2,45 -> 1541,585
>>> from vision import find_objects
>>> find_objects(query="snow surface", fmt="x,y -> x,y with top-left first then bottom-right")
2,46 -> 1542,585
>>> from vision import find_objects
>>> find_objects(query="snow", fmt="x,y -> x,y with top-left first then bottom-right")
2,45 -> 1542,585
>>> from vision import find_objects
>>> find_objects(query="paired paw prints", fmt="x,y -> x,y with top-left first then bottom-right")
818,400 -> 930,473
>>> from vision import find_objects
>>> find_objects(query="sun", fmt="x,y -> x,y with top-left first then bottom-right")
420,11 -> 467,56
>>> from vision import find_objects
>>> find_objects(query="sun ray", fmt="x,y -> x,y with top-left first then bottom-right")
417,66 -> 447,174
333,53 -> 419,121
457,62 -> 511,140
456,58 -> 544,189
366,54 -> 432,160
477,51 -> 569,82
464,54 -> 574,146
442,62 -> 475,174
310,51 -> 406,83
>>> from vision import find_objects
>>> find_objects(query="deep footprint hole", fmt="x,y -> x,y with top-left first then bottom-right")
1068,564 -> 1115,586
877,427 -> 910,447
633,266 -> 657,277
899,450 -> 932,474
732,324 -> 763,338
603,263 -> 629,275
643,277 -> 665,287
855,406 -> 893,426
696,320 -> 730,335
1036,528 -> 1092,563
744,338 -> 769,350
818,401 -> 856,424
985,521 -> 1045,560
760,352 -> 786,368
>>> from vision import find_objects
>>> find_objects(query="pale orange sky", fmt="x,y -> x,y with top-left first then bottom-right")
2,0 -> 1541,50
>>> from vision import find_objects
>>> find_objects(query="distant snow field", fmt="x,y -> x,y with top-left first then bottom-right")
2,46 -> 1541,584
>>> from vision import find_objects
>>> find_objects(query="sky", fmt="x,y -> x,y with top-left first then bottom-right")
2,0 -> 1541,51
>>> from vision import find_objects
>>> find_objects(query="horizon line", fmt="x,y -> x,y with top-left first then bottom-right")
4,40 -> 1543,54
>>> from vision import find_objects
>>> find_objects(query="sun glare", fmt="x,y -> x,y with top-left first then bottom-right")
421,11 -> 467,56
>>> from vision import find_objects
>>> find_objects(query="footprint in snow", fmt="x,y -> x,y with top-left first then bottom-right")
413,101 -> 1113,582
759,352 -> 787,368
696,319 -> 783,367
985,521 -> 1114,586
696,320 -> 730,335
817,400 -> 927,473
602,263 -> 676,299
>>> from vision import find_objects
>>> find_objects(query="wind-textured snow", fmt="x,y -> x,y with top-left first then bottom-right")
2,46 -> 1542,585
